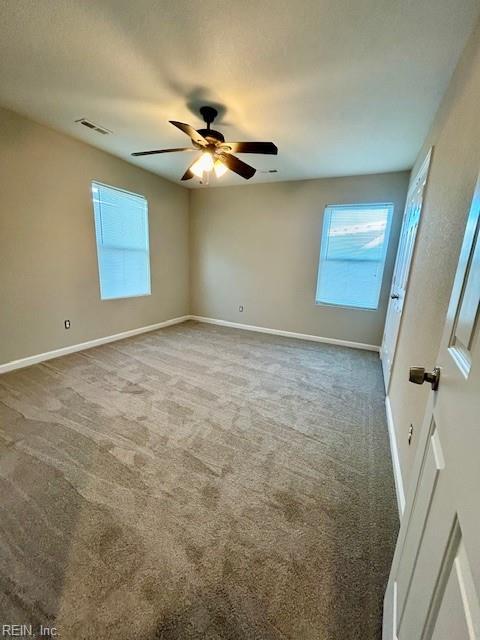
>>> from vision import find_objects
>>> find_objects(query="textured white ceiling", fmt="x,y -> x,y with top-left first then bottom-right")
0,0 -> 479,187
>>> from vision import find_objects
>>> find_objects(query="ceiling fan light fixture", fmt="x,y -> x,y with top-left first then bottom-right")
214,160 -> 228,178
191,151 -> 214,178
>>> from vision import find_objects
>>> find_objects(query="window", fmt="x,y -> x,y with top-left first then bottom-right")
315,203 -> 393,310
92,182 -> 151,300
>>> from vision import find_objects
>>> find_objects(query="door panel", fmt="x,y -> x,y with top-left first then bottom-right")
449,201 -> 480,377
429,534 -> 480,640
395,421 -> 444,622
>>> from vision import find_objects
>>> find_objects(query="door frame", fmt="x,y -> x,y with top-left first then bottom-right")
381,148 -> 433,391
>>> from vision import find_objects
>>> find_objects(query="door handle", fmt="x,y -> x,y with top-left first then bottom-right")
391,293 -> 400,299
409,366 -> 440,391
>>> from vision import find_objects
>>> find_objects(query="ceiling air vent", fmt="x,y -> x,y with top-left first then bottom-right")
75,118 -> 112,135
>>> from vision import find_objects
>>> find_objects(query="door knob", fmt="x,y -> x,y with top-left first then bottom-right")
391,293 -> 400,299
409,366 -> 440,391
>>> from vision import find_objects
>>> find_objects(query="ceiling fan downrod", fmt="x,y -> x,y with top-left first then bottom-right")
199,105 -> 218,130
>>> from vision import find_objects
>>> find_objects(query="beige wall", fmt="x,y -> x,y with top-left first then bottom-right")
190,173 -> 409,346
388,19 -> 480,491
0,106 -> 189,365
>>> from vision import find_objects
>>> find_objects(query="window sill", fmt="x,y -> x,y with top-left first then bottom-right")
100,292 -> 152,301
314,301 -> 379,311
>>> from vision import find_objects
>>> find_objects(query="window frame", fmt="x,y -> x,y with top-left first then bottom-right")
91,180 -> 151,301
315,202 -> 394,311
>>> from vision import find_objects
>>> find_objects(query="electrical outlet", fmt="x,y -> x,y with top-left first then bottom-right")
408,424 -> 414,445
64,320 -> 71,329
239,305 -> 244,312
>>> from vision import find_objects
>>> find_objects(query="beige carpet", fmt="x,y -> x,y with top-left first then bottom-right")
0,321 -> 398,639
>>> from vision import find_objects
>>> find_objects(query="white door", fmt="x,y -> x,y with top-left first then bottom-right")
381,149 -> 432,389
383,175 -> 480,639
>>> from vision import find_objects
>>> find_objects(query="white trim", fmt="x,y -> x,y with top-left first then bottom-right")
385,395 -> 405,517
189,315 -> 380,352
380,147 -> 433,393
382,580 -> 399,640
0,315 -> 190,374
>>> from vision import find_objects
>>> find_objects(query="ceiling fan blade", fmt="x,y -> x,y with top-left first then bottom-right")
220,142 -> 278,155
180,158 -> 197,181
169,121 -> 209,147
181,169 -> 194,181
217,153 -> 256,180
131,147 -> 196,157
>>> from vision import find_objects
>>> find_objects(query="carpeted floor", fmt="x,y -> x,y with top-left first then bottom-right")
0,321 -> 398,639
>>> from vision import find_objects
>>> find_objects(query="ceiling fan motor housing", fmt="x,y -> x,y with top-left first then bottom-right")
199,105 -> 218,125
196,128 -> 225,145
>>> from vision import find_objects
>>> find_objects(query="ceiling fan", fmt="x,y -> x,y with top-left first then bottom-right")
131,106 -> 278,182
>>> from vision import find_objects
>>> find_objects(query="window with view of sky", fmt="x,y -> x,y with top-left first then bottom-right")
316,203 -> 393,310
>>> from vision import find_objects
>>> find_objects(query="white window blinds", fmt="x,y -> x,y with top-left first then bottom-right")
316,203 -> 393,309
92,182 -> 151,300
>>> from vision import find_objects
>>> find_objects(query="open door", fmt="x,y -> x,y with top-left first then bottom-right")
383,175 -> 480,639
381,149 -> 432,390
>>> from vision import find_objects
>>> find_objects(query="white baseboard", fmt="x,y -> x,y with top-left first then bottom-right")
189,315 -> 380,352
385,395 -> 405,517
0,315 -> 190,374
1,313 -> 381,374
